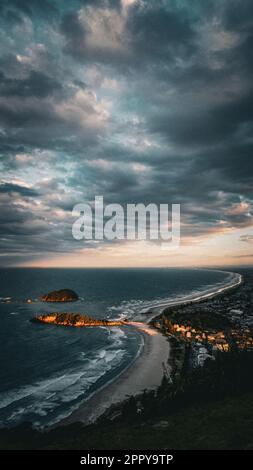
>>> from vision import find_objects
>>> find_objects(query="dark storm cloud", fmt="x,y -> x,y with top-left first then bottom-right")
0,70 -> 62,98
126,1 -> 196,60
0,182 -> 39,197
225,33 -> 253,76
0,0 -> 59,20
223,0 -> 253,32
0,188 -> 78,260
0,0 -> 253,264
151,87 -> 253,147
0,70 -> 108,156
60,0 -> 196,65
60,11 -> 86,49
196,142 -> 253,190
0,100 -> 57,128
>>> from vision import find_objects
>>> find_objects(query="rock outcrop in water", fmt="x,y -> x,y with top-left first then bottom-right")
40,289 -> 79,302
32,312 -> 126,327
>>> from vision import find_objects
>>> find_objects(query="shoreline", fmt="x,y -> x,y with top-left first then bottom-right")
57,323 -> 170,427
141,271 -> 242,323
55,270 -> 242,428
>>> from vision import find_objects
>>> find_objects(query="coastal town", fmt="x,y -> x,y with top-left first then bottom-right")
1,269 -> 253,451
151,270 -> 253,370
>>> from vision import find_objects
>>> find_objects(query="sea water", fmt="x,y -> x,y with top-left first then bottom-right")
0,267 -> 234,428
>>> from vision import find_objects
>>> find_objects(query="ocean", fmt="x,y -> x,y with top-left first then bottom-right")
0,267 -> 235,428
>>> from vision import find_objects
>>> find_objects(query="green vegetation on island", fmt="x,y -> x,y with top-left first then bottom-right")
32,312 -> 126,327
2,268 -> 253,450
40,289 -> 79,302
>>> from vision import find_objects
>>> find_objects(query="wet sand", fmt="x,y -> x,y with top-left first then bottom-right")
58,271 -> 241,427
60,323 -> 170,426
135,272 -> 242,323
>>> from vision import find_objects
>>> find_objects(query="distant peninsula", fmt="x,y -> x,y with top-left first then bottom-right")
32,312 -> 126,327
40,289 -> 79,302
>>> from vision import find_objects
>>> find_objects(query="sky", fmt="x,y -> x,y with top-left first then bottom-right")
0,0 -> 253,268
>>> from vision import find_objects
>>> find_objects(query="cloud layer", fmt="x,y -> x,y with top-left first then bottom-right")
0,0 -> 252,266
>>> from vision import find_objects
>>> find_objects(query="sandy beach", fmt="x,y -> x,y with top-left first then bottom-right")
60,323 -> 170,426
137,271 -> 243,323
58,271 -> 241,427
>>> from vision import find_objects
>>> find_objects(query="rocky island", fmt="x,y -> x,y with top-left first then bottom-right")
3,269 -> 253,451
32,312 -> 127,327
40,289 -> 79,302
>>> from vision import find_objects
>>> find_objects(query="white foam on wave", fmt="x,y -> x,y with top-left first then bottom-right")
46,337 -> 144,428
106,271 -> 240,321
0,329 -> 128,427
0,269 -> 240,428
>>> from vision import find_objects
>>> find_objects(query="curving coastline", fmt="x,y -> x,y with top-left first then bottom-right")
58,323 -> 170,427
57,270 -> 242,428
141,271 -> 242,323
